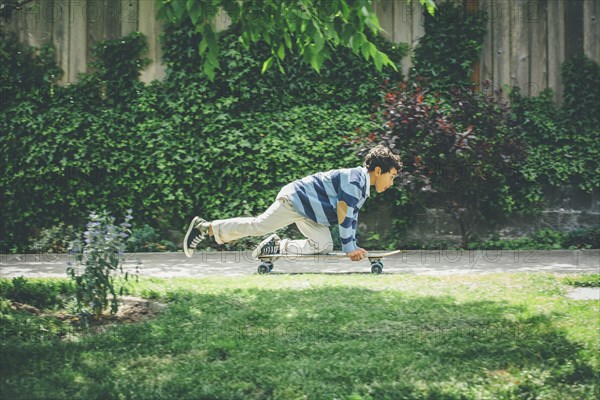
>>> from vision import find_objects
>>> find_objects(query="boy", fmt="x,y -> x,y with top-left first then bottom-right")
184,145 -> 402,261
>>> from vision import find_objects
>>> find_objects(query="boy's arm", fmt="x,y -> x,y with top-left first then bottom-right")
337,199 -> 361,254
337,169 -> 367,259
338,205 -> 366,261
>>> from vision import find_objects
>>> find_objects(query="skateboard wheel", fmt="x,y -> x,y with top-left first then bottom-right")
258,263 -> 271,274
371,261 -> 383,274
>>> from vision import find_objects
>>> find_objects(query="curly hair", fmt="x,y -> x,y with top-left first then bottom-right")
363,145 -> 403,173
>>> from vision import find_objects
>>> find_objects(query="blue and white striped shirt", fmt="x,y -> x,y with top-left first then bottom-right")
277,167 -> 371,253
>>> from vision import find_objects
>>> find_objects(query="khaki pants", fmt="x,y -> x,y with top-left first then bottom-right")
211,197 -> 334,255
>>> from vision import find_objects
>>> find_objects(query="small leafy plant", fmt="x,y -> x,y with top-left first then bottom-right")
125,224 -> 177,252
563,274 -> 600,288
30,223 -> 79,253
67,210 -> 139,319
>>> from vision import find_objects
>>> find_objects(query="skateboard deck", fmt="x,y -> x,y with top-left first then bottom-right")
257,250 -> 401,274
258,250 -> 401,261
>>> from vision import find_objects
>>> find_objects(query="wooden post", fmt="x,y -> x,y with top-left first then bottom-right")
121,0 -> 138,36
564,0 -> 584,60
465,0 -> 480,91
480,0 -> 494,93
529,0 -> 548,97
583,0 -> 600,62
87,0 -> 122,66
53,0 -> 70,83
392,0 -> 414,79
139,0 -> 165,82
492,0 -> 511,98
512,0 -> 530,98
23,0 -> 53,47
547,0 -> 565,105
378,0 -> 394,41
68,0 -> 87,81
215,7 -> 232,32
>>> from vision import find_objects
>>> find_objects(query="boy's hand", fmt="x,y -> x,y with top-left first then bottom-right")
347,248 -> 367,261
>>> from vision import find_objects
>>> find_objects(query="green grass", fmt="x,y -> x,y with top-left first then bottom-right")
563,274 -> 600,288
1,274 -> 599,399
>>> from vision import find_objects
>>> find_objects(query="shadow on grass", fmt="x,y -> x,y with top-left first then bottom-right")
1,286 -> 597,399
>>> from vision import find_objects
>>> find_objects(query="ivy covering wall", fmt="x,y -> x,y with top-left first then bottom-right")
0,25 -> 406,249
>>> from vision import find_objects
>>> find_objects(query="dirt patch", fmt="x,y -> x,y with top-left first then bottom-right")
111,296 -> 168,323
10,296 -> 167,328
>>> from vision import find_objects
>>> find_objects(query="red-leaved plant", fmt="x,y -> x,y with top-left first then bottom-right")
360,80 -> 539,248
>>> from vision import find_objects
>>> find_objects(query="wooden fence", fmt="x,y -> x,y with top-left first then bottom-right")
2,0 -> 599,104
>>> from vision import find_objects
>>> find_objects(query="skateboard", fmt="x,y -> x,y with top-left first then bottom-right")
257,250 -> 402,274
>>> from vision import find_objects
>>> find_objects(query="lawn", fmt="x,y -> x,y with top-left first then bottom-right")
1,274 -> 598,399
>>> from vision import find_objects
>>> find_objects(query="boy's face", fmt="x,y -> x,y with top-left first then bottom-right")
373,167 -> 399,193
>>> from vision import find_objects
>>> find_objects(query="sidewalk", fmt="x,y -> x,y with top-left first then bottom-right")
1,249 -> 598,278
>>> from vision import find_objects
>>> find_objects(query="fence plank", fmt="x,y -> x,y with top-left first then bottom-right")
52,0 -> 69,83
68,1 -> 87,81
87,1 -> 109,64
22,0 -> 53,47
121,0 -> 138,36
529,0 -> 548,96
378,0 -> 394,41
139,0 -> 165,82
215,7 -> 232,32
511,0 -> 530,96
480,0 -> 494,91
411,0 -> 425,47
392,0 -> 413,78
583,0 -> 600,62
492,0 -> 511,96
547,0 -> 565,104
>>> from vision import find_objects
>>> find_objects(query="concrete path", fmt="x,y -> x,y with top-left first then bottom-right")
1,249 -> 598,278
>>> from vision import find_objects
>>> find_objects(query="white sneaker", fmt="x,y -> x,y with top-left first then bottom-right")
251,234 -> 281,259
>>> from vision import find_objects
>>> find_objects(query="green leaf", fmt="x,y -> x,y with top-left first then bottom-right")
261,57 -> 273,74
350,33 -> 362,53
313,32 -> 324,52
309,49 -> 324,73
186,0 -> 195,13
156,2 -> 167,20
277,44 -> 285,60
361,41 -> 371,60
171,0 -> 186,20
189,3 -> 203,25
199,38 -> 208,55
377,50 -> 398,72
203,58 -> 216,80
374,50 -> 383,71
284,32 -> 293,50
424,0 -> 437,16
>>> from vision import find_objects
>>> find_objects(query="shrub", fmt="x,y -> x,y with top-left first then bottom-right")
563,227 -> 600,249
511,56 -> 600,193
126,225 -> 177,252
563,274 -> 600,288
0,32 -> 62,111
469,227 -> 600,250
29,223 -> 79,253
0,277 -> 73,310
67,211 -> 139,319
361,81 -> 539,248
410,2 -> 486,91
